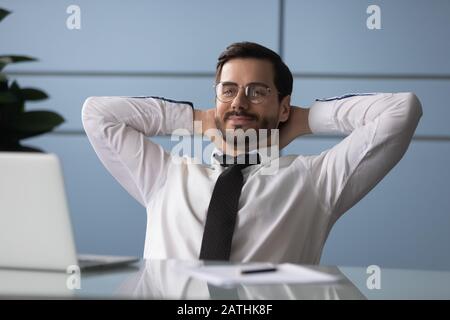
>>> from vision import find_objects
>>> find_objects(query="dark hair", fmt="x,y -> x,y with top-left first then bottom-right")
216,42 -> 293,102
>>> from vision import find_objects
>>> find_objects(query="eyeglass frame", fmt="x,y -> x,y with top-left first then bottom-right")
213,81 -> 281,104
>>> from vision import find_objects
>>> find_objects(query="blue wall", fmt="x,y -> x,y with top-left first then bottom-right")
2,0 -> 449,270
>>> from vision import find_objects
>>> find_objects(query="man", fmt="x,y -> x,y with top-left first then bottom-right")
82,42 -> 422,264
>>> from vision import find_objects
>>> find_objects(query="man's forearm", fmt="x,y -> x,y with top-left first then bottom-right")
193,108 -> 216,135
292,106 -> 312,136
278,106 -> 312,149
193,109 -> 204,135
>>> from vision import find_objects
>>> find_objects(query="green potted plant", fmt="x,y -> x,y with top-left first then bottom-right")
0,8 -> 64,152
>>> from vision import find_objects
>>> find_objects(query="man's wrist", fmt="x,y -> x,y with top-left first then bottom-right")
193,108 -> 216,135
193,109 -> 204,134
295,106 -> 312,136
287,106 -> 312,137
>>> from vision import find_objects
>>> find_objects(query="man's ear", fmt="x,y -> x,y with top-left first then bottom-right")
278,95 -> 291,123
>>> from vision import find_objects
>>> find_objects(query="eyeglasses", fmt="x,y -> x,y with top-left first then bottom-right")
214,82 -> 276,104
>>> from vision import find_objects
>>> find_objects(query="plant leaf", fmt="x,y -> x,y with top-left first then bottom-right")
0,91 -> 18,104
0,75 -> 7,89
0,55 -> 37,64
0,55 -> 37,71
6,81 -> 26,113
20,88 -> 48,101
0,8 -> 11,23
15,110 -> 65,134
16,129 -> 49,140
10,80 -> 21,91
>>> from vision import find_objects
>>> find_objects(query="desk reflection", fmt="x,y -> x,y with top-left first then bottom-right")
116,260 -> 366,300
0,268 -> 75,298
0,261 -> 367,299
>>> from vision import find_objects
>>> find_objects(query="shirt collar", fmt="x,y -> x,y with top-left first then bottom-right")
210,145 -> 280,167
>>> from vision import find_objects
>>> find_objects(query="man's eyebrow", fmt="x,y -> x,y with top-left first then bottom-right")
247,82 -> 270,87
220,81 -> 270,87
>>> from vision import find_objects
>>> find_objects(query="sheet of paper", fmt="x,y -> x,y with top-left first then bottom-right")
179,263 -> 342,288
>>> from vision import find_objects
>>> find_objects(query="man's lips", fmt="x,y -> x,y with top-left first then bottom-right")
227,115 -> 256,124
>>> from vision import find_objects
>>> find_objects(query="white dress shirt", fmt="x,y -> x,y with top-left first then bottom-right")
81,92 -> 422,264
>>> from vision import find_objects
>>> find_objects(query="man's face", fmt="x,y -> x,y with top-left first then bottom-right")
214,58 -> 290,144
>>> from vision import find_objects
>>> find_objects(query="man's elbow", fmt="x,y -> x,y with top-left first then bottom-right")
82,96 -> 113,126
390,92 -> 423,134
81,96 -> 102,120
401,92 -> 423,123
81,96 -> 109,135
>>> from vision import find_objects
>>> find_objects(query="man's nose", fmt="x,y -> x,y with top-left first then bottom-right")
230,87 -> 249,110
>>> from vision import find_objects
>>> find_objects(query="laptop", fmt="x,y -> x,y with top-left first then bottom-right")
0,152 -> 139,272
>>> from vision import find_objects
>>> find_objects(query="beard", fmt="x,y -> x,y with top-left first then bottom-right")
214,110 -> 279,152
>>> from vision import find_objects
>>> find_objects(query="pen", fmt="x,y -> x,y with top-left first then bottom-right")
240,266 -> 278,274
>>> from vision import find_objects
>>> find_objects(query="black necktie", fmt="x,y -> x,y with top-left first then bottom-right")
199,153 -> 260,261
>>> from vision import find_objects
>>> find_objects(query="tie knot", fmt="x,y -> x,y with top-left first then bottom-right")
214,152 -> 261,168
